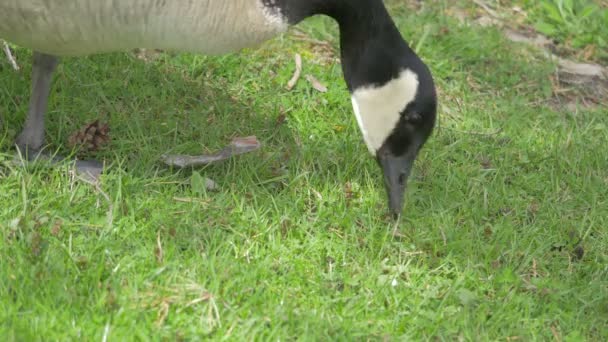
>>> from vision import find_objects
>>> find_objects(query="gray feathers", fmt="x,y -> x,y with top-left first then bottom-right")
0,0 -> 288,56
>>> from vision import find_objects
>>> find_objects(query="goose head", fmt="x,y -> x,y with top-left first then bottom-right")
271,0 -> 437,217
349,62 -> 436,219
333,3 -> 437,218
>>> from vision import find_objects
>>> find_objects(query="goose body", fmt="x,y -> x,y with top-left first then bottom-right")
1,0 -> 437,217
0,0 -> 287,56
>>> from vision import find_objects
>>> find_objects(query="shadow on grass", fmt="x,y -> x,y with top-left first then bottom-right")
1,49 -> 303,179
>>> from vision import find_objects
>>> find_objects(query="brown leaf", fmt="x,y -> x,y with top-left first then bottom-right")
550,325 -> 562,342
344,182 -> 354,202
484,226 -> 493,237
531,258 -> 538,278
572,245 -> 584,261
479,156 -> 492,169
50,219 -> 62,236
276,113 -> 286,126
306,74 -> 328,92
30,231 -> 42,257
156,300 -> 170,327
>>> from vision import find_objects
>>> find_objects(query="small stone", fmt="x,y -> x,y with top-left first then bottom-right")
205,177 -> 218,191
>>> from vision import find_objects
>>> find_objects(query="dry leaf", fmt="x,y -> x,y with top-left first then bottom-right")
276,113 -> 286,126
344,182 -> 354,205
133,48 -> 164,63
155,231 -> 163,264
290,30 -> 338,65
306,74 -> 328,92
50,219 -> 62,236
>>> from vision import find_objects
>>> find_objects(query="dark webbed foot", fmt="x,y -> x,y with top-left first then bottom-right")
14,145 -> 61,164
73,159 -> 104,181
15,146 -> 104,181
15,130 -> 45,155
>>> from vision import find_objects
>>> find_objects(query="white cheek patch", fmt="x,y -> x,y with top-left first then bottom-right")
351,69 -> 419,154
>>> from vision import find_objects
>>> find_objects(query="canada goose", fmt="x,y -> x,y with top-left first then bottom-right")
0,0 -> 437,217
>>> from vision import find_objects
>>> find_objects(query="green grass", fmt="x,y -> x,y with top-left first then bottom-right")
1,1 -> 607,340
518,0 -> 608,62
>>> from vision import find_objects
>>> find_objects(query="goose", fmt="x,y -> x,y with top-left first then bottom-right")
0,0 -> 437,218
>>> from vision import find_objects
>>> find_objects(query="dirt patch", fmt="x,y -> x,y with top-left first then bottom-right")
504,28 -> 608,107
445,1 -> 608,109
551,62 -> 608,108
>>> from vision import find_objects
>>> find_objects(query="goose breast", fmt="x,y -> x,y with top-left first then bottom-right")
0,0 -> 288,56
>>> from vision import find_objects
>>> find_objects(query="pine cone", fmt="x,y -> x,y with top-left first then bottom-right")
67,120 -> 110,153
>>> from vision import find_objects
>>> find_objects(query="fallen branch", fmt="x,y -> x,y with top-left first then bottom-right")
161,136 -> 261,168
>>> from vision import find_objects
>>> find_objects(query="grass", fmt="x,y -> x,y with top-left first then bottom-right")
518,0 -> 608,62
1,1 -> 607,340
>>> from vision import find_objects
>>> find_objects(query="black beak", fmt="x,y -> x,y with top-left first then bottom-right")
377,149 -> 416,219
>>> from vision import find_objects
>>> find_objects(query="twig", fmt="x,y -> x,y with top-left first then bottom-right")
472,0 -> 500,19
184,293 -> 213,308
440,227 -> 447,246
286,53 -> 302,90
156,300 -> 170,327
172,197 -> 210,205
155,230 -> 164,264
291,29 -> 333,47
444,127 -> 503,136
550,325 -> 562,342
2,40 -> 20,71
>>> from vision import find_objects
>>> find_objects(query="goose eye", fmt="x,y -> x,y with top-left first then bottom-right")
406,112 -> 421,123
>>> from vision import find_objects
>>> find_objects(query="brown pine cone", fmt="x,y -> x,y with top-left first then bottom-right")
67,120 -> 110,153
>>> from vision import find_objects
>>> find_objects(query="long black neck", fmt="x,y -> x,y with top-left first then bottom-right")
273,0 -> 419,91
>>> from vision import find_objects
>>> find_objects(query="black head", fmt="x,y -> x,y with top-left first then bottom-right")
375,70 -> 436,218
326,1 -> 437,218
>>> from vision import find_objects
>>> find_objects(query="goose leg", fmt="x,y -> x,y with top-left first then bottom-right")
15,51 -> 103,179
15,51 -> 58,154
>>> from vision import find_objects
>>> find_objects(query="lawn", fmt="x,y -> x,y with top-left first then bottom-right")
1,1 -> 607,340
